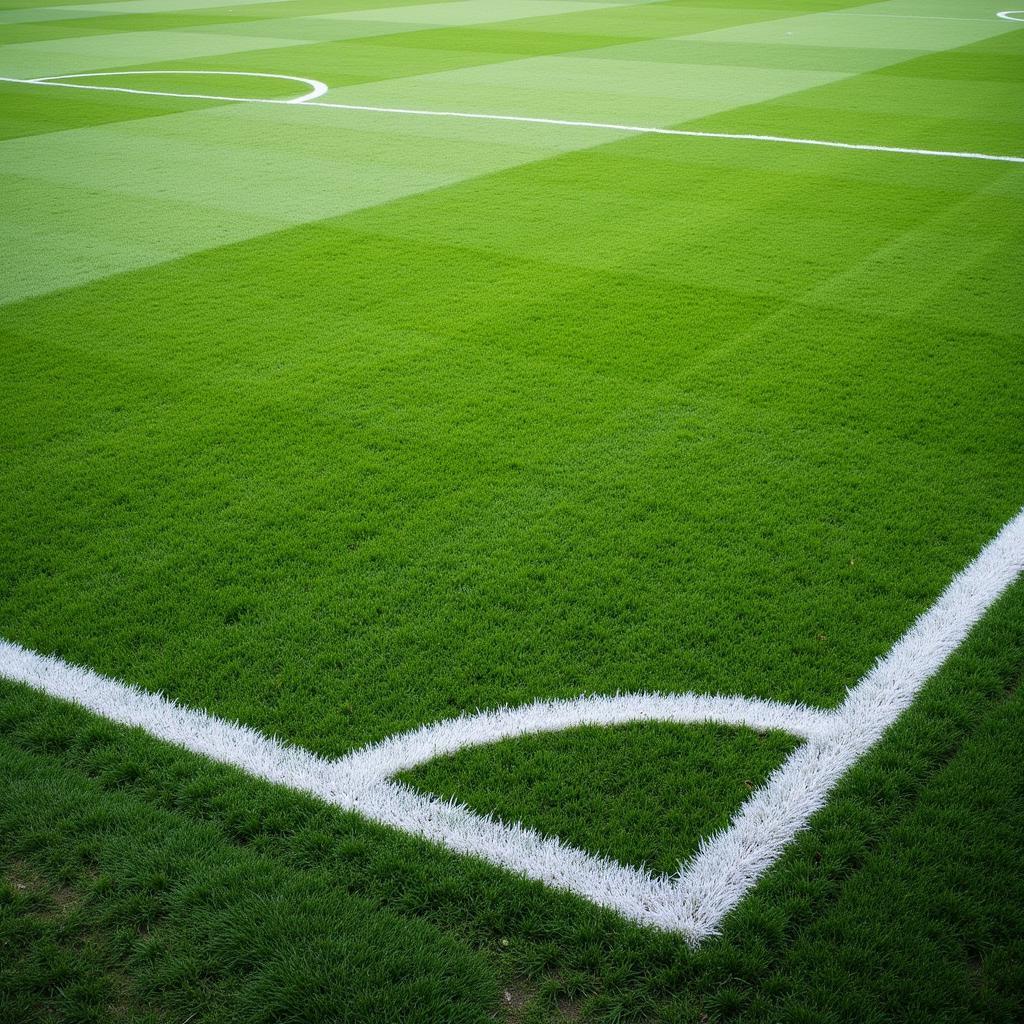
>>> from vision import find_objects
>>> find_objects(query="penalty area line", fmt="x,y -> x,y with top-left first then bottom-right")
0,72 -> 1023,165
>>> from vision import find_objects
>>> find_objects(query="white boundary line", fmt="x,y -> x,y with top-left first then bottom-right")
15,70 -> 329,104
2,507 -> 1023,941
997,11 -> 1024,22
1,70 -> 1022,165
825,12 -> 1004,22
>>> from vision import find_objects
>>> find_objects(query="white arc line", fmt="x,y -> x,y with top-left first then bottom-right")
2,506 -> 1022,941
1,72 -> 1023,165
18,70 -> 328,104
997,11 -> 1024,22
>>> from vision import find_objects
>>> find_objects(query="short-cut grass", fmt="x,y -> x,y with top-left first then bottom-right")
2,0 -> 1023,1021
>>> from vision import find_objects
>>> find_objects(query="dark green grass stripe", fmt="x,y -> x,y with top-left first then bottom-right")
0,81 -> 229,140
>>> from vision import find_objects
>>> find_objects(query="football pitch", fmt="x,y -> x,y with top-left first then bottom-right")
1,0 -> 1023,1020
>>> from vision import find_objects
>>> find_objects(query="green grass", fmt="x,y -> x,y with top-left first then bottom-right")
2,587 -> 1022,1022
401,723 -> 801,874
1,0 -> 1023,1020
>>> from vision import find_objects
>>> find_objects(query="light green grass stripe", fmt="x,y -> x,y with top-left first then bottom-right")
0,0 -> 636,27
320,0 -> 630,27
0,0 -> 294,24
0,31 -> 320,78
0,0 -> 656,76
2,2 -> 1017,302
683,0 -> 1018,51
314,2 -> 1015,121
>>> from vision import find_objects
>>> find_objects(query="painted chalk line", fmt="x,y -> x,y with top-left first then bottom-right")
1,70 -> 1022,165
13,69 -> 328,104
826,12 -> 1005,22
2,506 -> 1023,941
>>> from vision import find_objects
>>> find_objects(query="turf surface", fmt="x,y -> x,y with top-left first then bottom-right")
1,0 -> 1023,1020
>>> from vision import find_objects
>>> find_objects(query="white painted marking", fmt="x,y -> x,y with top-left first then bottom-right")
1,71 -> 1022,165
997,10 -> 1024,21
3,508 -> 1022,941
823,12 -> 1004,22
23,70 -> 329,104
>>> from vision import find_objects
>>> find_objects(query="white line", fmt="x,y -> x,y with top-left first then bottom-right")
824,12 -> 1002,22
997,10 -> 1024,21
339,692 -> 835,787
1,72 -> 1022,165
2,507 -> 1022,941
19,70 -> 328,104
677,505 -> 1024,934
